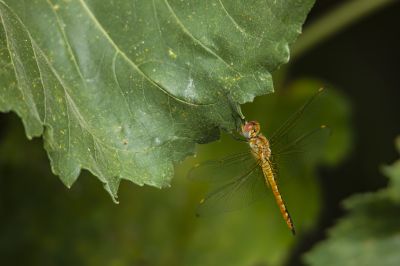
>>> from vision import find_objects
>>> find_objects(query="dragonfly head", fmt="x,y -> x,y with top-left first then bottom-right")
242,121 -> 260,139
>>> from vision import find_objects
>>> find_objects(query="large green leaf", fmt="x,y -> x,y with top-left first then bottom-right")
0,0 -> 314,198
304,137 -> 400,266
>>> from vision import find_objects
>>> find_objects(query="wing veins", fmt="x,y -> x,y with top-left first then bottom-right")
269,89 -> 323,146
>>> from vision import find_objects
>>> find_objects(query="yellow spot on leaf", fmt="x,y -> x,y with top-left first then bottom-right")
168,48 -> 177,59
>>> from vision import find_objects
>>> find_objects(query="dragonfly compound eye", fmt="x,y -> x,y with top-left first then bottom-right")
242,121 -> 260,138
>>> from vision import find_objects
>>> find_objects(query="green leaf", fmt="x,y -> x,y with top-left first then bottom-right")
304,193 -> 400,266
0,0 -> 315,198
304,137 -> 400,266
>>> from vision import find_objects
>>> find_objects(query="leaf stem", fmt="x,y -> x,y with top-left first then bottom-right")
291,0 -> 395,59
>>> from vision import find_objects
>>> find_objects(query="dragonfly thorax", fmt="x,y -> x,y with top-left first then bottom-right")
249,135 -> 271,159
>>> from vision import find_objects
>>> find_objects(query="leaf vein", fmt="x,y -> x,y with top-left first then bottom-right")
218,0 -> 247,35
78,0 -> 207,107
64,91 -> 72,154
46,0 -> 88,87
0,4 -> 42,124
31,43 -> 48,124
163,0 -> 242,76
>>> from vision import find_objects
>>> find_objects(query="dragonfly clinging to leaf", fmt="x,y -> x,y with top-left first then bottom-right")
189,88 -> 329,235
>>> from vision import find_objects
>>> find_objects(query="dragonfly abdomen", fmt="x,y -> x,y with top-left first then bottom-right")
262,162 -> 296,235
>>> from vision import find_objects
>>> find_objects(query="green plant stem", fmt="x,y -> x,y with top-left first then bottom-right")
291,0 -> 395,59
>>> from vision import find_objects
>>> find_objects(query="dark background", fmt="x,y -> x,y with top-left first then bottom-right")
288,0 -> 400,264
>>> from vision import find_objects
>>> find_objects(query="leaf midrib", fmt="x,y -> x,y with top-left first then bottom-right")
78,0 -> 212,107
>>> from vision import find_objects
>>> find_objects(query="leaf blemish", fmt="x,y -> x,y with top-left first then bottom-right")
154,137 -> 161,145
184,77 -> 196,100
168,48 -> 177,59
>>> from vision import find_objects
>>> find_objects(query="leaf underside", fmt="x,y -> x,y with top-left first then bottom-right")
0,0 -> 314,199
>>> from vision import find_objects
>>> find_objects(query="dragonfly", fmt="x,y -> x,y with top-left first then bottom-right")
189,88 -> 329,235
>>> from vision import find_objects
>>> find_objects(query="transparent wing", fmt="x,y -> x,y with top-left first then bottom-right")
272,125 -> 330,156
195,162 -> 268,216
269,88 -> 324,148
270,125 -> 331,178
188,151 -> 255,184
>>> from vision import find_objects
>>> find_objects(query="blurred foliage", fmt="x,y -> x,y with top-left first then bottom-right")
0,79 -> 351,266
304,137 -> 400,266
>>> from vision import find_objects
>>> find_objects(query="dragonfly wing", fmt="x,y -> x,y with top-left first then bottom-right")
272,125 -> 330,156
269,88 -> 324,147
270,125 -> 331,178
188,151 -> 255,184
195,162 -> 268,216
